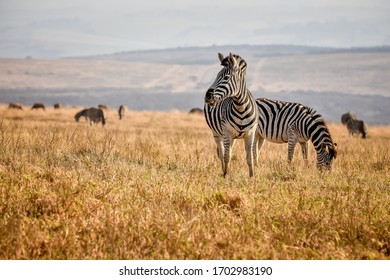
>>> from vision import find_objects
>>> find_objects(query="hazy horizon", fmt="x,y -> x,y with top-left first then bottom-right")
1,0 -> 389,58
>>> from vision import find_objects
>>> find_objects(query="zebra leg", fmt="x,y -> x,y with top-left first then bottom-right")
214,136 -> 225,174
253,134 -> 265,167
300,142 -> 309,166
222,137 -> 234,177
287,128 -> 298,163
244,131 -> 256,177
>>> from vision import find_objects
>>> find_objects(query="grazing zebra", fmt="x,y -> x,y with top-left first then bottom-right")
341,112 -> 356,125
8,102 -> 23,110
118,105 -> 126,120
347,119 -> 367,139
204,53 -> 258,177
254,98 -> 337,170
31,103 -> 45,110
75,107 -> 106,126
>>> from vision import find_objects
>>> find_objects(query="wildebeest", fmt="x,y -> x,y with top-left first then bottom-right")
75,107 -> 106,126
347,119 -> 367,139
98,104 -> 109,110
118,105 -> 126,120
8,102 -> 23,110
188,107 -> 203,114
54,103 -> 63,109
31,103 -> 45,110
341,112 -> 357,125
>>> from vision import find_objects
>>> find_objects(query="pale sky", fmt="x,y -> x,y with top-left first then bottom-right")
0,0 -> 389,58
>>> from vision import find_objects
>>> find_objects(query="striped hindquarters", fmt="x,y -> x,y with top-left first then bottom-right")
256,98 -> 311,142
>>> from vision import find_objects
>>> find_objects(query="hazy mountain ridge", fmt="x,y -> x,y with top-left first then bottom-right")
1,45 -> 389,125
71,44 -> 390,65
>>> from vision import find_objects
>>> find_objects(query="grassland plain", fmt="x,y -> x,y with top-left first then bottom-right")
0,104 -> 389,260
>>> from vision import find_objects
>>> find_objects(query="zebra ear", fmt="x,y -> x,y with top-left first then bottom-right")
218,53 -> 224,63
229,53 -> 238,69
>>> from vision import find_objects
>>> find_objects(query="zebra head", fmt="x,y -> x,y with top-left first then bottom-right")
204,53 -> 247,107
317,142 -> 338,171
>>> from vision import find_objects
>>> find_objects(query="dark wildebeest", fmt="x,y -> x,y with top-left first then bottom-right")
341,112 -> 357,125
75,107 -> 106,126
54,103 -> 63,109
188,107 -> 203,114
118,105 -> 126,120
31,103 -> 45,110
98,104 -> 109,110
347,119 -> 367,139
8,102 -> 23,110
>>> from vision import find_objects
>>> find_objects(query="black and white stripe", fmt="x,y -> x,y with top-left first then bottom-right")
75,107 -> 106,126
204,53 -> 258,177
254,98 -> 337,170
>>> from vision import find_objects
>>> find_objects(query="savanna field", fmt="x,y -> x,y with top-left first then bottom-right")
0,104 -> 389,260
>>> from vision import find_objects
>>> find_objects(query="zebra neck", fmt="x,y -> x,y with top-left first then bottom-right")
232,87 -> 252,109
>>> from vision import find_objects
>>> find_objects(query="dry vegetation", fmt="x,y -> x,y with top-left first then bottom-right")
0,104 -> 389,260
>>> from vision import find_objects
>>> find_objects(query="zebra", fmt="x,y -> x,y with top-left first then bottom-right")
347,119 -> 367,139
74,107 -> 106,126
341,112 -> 356,125
254,98 -> 337,170
204,53 -> 258,177
118,105 -> 126,120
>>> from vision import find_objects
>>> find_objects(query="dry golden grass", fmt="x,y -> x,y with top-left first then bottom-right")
0,104 -> 389,260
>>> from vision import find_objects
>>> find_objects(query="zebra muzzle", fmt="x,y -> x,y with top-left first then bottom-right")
205,89 -> 218,106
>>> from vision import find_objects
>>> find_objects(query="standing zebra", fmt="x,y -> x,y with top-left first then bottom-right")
254,98 -> 337,170
204,53 -> 258,177
347,119 -> 367,139
75,107 -> 106,126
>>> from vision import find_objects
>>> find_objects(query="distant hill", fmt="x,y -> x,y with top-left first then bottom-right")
71,44 -> 390,65
1,45 -> 390,125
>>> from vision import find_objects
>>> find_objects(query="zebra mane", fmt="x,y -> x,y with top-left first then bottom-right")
304,105 -> 318,116
310,111 -> 336,158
